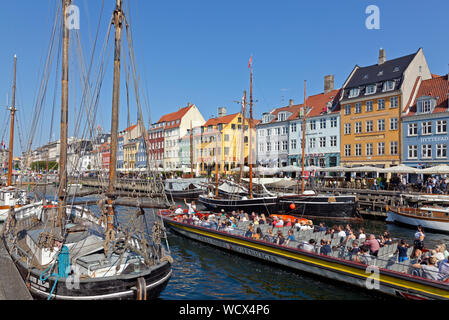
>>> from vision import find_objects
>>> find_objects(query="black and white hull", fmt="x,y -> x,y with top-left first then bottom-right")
198,194 -> 278,215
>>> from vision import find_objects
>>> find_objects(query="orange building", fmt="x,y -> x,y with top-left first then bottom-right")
340,48 -> 431,169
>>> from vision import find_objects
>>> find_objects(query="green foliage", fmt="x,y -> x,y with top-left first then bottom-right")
31,161 -> 58,171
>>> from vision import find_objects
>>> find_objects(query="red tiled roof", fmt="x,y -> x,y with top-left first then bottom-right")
406,75 -> 449,116
404,76 -> 422,113
203,113 -> 239,127
305,89 -> 342,118
157,105 -> 194,129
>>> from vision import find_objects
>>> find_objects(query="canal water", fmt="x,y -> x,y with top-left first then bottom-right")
20,187 -> 449,300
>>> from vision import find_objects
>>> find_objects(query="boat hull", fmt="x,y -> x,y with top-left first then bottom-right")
387,209 -> 449,233
163,218 -> 449,300
278,195 -> 361,220
11,254 -> 172,300
165,188 -> 205,200
198,195 -> 279,215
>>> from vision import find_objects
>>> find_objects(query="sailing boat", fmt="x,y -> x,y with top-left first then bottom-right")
2,0 -> 172,300
0,55 -> 28,222
198,57 -> 278,215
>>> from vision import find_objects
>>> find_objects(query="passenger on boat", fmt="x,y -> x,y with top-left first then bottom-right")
434,245 -> 445,262
318,222 -> 327,232
175,205 -> 183,214
242,213 -> 250,222
264,227 -> 275,243
260,214 -> 267,225
344,224 -> 352,236
397,240 -> 409,263
275,231 -> 285,245
412,257 -> 440,281
275,218 -> 284,228
440,243 -> 449,259
358,228 -> 366,242
285,229 -> 295,246
355,245 -> 375,265
320,239 -> 331,255
364,234 -> 380,256
300,239 -> 316,252
244,225 -> 254,238
337,225 -> 346,238
347,240 -> 360,259
413,226 -> 425,252
342,230 -> 356,246
438,257 -> 449,280
285,219 -> 292,227
299,221 -> 313,231
253,215 -> 260,226
184,199 -> 197,216
253,227 -> 263,240
224,221 -> 235,233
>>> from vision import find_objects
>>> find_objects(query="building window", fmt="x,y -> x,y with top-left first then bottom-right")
378,99 -> 385,110
344,105 -> 351,115
267,129 -> 271,136
344,144 -> 351,157
275,141 -> 280,151
390,96 -> 399,108
421,100 -> 432,113
378,142 -> 385,155
309,138 -> 316,149
436,120 -> 447,134
437,144 -> 447,158
366,120 -> 373,132
408,145 -> 417,159
278,113 -> 286,122
344,123 -> 351,134
366,143 -> 373,156
259,143 -> 264,152
348,88 -> 360,98
275,127 -> 281,135
266,142 -> 271,152
330,117 -> 337,128
377,119 -> 385,131
319,158 -> 325,167
383,80 -> 395,92
355,122 -> 362,134
355,144 -> 362,156
408,123 -> 417,136
290,140 -> 296,150
290,124 -> 297,132
310,120 -> 316,130
355,103 -> 362,114
282,127 -> 288,135
320,118 -> 326,129
422,144 -> 432,159
319,137 -> 326,148
366,101 -> 373,112
390,141 -> 398,155
422,121 -> 432,135
365,85 -> 376,95
282,141 -> 288,151
330,136 -> 337,147
390,118 -> 398,130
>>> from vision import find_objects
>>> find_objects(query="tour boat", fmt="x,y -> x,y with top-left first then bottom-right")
387,206 -> 449,233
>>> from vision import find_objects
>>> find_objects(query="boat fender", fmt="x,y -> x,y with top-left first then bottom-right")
328,197 -> 336,203
385,205 -> 389,212
136,277 -> 147,300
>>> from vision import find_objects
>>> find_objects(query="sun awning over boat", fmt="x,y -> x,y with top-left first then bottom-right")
242,177 -> 298,188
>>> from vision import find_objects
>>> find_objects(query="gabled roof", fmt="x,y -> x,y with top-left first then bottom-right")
203,113 -> 239,127
157,105 -> 195,129
305,89 -> 342,118
405,75 -> 449,116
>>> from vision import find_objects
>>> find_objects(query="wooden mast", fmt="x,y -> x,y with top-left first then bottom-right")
57,0 -> 71,230
7,55 -> 17,187
301,80 -> 307,194
190,121 -> 194,178
107,0 -> 124,232
239,91 -> 246,181
249,61 -> 253,199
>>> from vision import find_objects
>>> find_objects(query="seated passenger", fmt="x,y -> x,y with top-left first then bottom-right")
434,245 -> 445,262
347,240 -> 360,258
224,221 -> 234,232
318,222 -> 327,232
252,227 -> 263,240
337,225 -> 346,238
355,245 -> 374,265
300,239 -> 316,252
263,227 -> 275,243
412,257 -> 440,281
175,205 -> 183,214
438,257 -> 449,280
285,229 -> 295,246
275,231 -> 285,246
320,239 -> 331,255
275,218 -> 284,228
364,234 -> 380,257
244,225 -> 254,238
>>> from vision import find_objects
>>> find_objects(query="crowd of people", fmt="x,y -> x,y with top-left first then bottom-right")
173,200 -> 449,282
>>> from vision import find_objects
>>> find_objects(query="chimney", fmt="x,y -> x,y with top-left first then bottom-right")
324,75 -> 334,93
289,99 -> 294,107
218,107 -> 227,118
378,48 -> 386,65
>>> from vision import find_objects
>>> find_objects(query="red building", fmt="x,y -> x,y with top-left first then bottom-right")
99,142 -> 111,171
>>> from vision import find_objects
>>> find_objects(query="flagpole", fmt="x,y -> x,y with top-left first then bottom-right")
301,80 -> 307,194
249,56 -> 253,199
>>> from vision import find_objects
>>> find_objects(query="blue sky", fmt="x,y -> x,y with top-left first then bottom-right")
0,0 -> 448,155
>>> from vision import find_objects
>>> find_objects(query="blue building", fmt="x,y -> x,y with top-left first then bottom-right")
402,75 -> 449,168
117,135 -> 124,170
136,136 -> 148,169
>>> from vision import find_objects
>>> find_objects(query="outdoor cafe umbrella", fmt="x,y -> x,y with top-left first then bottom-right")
378,164 -> 420,174
280,165 -> 302,173
349,166 -> 382,173
319,166 -> 351,172
420,164 -> 449,175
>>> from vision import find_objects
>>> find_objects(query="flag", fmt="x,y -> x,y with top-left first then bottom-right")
1,140 -> 5,149
248,55 -> 252,69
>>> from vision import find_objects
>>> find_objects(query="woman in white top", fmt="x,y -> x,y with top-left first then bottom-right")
358,228 -> 366,242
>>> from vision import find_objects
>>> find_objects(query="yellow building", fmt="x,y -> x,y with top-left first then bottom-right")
123,138 -> 139,171
340,48 -> 431,168
194,110 -> 258,176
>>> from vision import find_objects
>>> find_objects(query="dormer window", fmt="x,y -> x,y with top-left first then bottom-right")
417,97 -> 437,114
365,84 -> 376,95
348,88 -> 360,98
278,112 -> 287,122
383,80 -> 395,92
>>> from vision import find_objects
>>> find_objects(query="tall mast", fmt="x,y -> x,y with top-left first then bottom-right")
57,0 -> 71,229
7,55 -> 17,187
249,62 -> 253,199
107,0 -> 124,232
215,131 -> 219,197
190,121 -> 194,178
301,80 -> 307,194
239,91 -> 246,182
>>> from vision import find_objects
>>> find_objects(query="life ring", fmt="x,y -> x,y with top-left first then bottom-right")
113,239 -> 126,255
